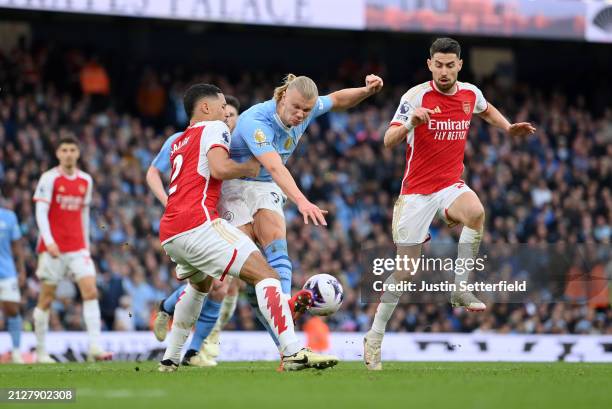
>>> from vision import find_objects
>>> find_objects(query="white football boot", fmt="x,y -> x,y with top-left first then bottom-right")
201,329 -> 220,359
363,330 -> 383,371
153,303 -> 172,342
87,345 -> 113,362
182,350 -> 217,367
36,351 -> 56,364
281,348 -> 338,371
11,349 -> 24,364
158,359 -> 179,372
451,291 -> 486,312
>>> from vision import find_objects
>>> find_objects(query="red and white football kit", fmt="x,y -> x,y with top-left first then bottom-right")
33,167 -> 96,283
390,81 -> 488,244
159,120 -> 257,283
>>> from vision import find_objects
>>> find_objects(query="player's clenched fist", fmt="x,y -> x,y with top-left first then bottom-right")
410,107 -> 435,128
365,74 -> 384,95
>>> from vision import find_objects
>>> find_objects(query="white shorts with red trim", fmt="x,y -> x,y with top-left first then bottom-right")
218,179 -> 286,227
35,249 -> 96,285
162,218 -> 258,283
392,182 -> 473,245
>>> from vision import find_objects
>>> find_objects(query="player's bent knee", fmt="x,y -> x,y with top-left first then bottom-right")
82,289 -> 98,300
465,205 -> 485,228
253,210 -> 286,246
37,297 -> 53,310
188,275 -> 213,293
210,280 -> 228,300
211,279 -> 228,292
239,251 -> 279,285
257,228 -> 285,247
78,280 -> 98,300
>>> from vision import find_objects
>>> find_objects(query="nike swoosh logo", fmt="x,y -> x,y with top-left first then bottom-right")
286,356 -> 309,364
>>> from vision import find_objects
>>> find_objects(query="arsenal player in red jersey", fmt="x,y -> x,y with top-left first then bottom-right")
32,137 -> 111,363
364,38 -> 536,370
157,83 -> 338,372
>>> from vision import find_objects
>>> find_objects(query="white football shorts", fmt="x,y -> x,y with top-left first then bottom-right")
218,179 -> 286,227
162,218 -> 259,283
35,249 -> 96,285
392,181 -> 474,245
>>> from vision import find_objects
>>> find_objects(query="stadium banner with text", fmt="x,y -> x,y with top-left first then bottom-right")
365,0 -> 592,41
1,0 -> 610,42
0,0 -> 365,30
2,332 -> 612,362
359,243 -> 611,305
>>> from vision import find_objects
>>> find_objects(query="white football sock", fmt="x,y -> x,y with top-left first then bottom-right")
163,284 -> 207,364
454,226 -> 483,288
83,299 -> 102,350
217,295 -> 238,330
371,275 -> 403,336
255,278 -> 301,356
33,307 -> 49,355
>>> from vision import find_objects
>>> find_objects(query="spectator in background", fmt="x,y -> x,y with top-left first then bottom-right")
304,316 -> 330,352
136,69 -> 167,127
0,42 -> 609,336
80,56 -> 110,112
98,259 -> 126,330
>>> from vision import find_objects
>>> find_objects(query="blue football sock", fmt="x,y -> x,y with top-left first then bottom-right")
246,284 -> 280,347
162,285 -> 187,315
188,299 -> 222,352
264,239 -> 292,295
7,315 -> 22,349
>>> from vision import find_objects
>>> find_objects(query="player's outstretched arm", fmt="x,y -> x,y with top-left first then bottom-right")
478,103 -> 536,136
208,148 -> 260,180
256,151 -> 327,226
146,166 -> 168,207
329,74 -> 383,111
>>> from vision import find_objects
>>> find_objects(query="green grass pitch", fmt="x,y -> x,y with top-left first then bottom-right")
1,361 -> 611,409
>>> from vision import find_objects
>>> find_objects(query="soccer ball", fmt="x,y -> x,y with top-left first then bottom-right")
303,274 -> 344,316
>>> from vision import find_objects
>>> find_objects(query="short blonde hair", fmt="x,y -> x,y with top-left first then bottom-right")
273,74 -> 318,103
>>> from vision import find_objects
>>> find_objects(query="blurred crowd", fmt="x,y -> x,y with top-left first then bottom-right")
0,42 -> 610,336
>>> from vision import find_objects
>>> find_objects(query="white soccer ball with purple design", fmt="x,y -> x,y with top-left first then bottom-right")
303,273 -> 344,316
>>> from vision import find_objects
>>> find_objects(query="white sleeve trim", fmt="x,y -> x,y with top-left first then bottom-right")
390,83 -> 429,126
81,205 -> 90,249
202,120 -> 231,154
33,170 -> 56,203
35,200 -> 55,246
82,171 -> 94,206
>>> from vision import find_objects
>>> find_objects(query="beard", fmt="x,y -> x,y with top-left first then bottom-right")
435,78 -> 456,92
